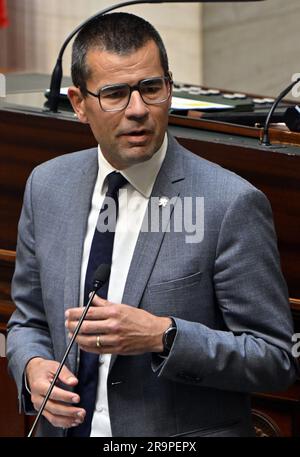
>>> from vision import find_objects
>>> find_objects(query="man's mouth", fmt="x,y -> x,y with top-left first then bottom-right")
121,129 -> 152,137
117,129 -> 153,146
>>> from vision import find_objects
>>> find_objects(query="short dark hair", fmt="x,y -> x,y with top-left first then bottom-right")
71,12 -> 169,96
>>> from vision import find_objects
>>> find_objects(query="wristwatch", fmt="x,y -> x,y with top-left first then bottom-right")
161,318 -> 177,356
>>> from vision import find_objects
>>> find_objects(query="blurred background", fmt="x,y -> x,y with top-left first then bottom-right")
1,0 -> 300,98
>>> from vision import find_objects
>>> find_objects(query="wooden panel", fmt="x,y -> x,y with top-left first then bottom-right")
0,356 -> 26,436
0,249 -> 16,332
0,247 -> 33,436
252,394 -> 300,437
0,249 -> 15,301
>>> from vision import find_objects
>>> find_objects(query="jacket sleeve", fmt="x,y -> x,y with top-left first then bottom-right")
152,187 -> 299,392
6,170 -> 55,414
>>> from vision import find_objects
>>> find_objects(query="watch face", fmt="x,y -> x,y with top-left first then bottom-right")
164,326 -> 176,351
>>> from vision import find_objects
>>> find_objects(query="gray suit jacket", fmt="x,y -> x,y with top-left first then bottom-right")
7,134 -> 297,437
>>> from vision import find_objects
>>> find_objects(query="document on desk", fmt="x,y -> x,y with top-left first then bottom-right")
171,96 -> 234,111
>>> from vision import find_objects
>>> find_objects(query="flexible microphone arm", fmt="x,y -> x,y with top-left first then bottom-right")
47,0 -> 265,112
27,264 -> 111,438
261,77 -> 300,146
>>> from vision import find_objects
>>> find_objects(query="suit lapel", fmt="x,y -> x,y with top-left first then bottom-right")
63,148 -> 98,370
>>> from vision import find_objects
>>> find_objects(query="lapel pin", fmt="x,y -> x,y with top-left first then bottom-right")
158,196 -> 169,208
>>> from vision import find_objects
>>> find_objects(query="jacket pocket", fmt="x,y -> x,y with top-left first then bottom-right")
148,271 -> 202,293
145,271 -> 203,318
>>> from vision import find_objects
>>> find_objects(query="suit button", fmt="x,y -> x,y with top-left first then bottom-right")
111,381 -> 123,386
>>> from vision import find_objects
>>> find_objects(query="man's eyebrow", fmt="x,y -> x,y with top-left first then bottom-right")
95,81 -> 127,92
102,82 -> 128,89
97,76 -> 163,91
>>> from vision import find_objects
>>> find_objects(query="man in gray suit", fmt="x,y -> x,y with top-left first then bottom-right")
7,12 -> 297,437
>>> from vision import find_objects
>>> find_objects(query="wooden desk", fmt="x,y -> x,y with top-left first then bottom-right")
0,75 -> 299,436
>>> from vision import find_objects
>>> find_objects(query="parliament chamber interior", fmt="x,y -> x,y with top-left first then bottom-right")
0,0 -> 300,439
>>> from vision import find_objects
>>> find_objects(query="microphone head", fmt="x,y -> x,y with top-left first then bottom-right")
284,105 -> 300,133
93,264 -> 111,290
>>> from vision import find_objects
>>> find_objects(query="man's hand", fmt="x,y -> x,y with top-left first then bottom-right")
26,357 -> 86,429
65,296 -> 172,355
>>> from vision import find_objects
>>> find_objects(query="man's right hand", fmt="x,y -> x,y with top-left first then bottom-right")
26,357 -> 86,429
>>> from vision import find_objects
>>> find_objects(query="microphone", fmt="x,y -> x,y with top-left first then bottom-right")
260,77 -> 300,146
27,264 -> 111,438
284,105 -> 300,133
47,0 -> 265,113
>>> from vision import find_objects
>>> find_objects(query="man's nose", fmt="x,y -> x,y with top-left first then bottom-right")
125,89 -> 149,119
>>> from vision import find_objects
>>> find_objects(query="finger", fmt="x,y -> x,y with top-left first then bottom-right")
42,409 -> 85,429
79,343 -> 117,354
77,334 -> 120,354
31,387 -> 80,410
65,305 -> 111,322
33,392 -> 85,418
92,295 -> 110,307
66,318 -> 111,335
33,379 -> 80,405
57,364 -> 78,387
43,397 -> 86,420
48,384 -> 81,404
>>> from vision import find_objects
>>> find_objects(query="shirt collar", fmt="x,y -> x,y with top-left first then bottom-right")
97,133 -> 168,198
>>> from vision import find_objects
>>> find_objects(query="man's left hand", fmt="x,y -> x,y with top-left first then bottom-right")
65,295 -> 172,355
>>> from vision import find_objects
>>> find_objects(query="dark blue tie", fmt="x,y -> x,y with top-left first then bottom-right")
70,171 -> 127,436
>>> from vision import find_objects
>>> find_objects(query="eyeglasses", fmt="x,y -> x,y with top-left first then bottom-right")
85,75 -> 173,112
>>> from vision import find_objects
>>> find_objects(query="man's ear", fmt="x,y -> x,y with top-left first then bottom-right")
167,71 -> 173,110
68,86 -> 89,124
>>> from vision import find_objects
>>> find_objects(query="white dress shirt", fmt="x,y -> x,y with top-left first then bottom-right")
79,134 -> 167,436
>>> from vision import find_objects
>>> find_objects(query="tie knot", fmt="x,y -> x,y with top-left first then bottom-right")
106,171 -> 128,197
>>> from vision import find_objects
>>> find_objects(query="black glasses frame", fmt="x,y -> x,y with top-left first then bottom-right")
85,75 -> 173,112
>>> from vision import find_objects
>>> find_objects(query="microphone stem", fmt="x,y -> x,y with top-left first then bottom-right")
261,78 -> 300,146
58,0 -> 157,59
27,289 -> 98,438
47,0 -> 163,112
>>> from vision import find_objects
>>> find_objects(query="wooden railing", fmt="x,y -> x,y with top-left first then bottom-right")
0,249 -> 16,333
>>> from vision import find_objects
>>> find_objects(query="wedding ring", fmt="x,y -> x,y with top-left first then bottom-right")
96,335 -> 102,348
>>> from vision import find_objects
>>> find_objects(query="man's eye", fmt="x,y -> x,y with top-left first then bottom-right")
143,85 -> 161,94
102,88 -> 128,99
